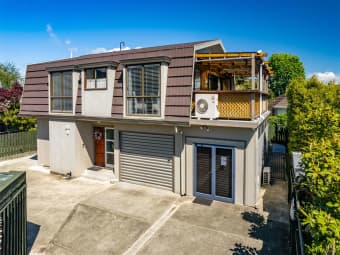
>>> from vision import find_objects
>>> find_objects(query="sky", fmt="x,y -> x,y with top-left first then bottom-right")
0,0 -> 339,82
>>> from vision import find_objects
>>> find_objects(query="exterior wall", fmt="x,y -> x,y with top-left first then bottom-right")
82,68 -> 115,117
37,118 -> 49,166
182,125 -> 256,206
255,120 -> 269,204
48,119 -> 93,176
49,120 -> 76,175
41,118 -> 265,207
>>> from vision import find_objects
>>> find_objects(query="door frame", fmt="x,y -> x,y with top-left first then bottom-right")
193,143 -> 235,203
104,127 -> 114,168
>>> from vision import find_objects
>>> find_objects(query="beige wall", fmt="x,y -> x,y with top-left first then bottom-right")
48,120 -> 94,176
82,68 -> 115,117
182,125 -> 256,205
37,118 -> 50,166
44,119 -> 263,206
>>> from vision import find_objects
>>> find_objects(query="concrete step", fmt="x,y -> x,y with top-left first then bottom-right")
83,168 -> 117,183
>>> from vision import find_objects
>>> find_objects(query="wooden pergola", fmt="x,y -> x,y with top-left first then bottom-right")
195,52 -> 272,91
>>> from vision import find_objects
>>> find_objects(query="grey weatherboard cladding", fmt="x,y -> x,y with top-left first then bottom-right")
20,42 -> 199,123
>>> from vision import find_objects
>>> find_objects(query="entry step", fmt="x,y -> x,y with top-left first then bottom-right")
83,167 -> 117,183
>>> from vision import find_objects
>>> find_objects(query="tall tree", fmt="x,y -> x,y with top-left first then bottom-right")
269,53 -> 305,96
0,62 -> 21,88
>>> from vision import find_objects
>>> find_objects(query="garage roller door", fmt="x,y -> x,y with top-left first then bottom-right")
119,132 -> 174,190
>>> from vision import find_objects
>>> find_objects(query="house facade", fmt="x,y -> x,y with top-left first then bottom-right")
20,40 -> 271,207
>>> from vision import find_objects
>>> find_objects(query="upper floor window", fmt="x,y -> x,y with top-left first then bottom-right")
50,71 -> 73,112
126,64 -> 161,116
85,67 -> 107,89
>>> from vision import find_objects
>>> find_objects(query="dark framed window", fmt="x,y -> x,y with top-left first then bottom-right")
126,64 -> 161,116
50,71 -> 73,112
85,67 -> 107,89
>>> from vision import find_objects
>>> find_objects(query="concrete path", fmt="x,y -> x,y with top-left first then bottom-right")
0,156 -> 289,255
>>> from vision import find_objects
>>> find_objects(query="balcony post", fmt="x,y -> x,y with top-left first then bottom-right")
260,63 -> 263,114
251,53 -> 255,90
250,92 -> 255,119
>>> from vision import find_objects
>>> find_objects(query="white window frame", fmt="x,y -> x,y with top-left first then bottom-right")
48,68 -> 78,116
105,127 -> 114,168
85,67 -> 108,90
123,62 -> 168,120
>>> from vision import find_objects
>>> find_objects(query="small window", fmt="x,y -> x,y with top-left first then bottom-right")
50,71 -> 73,112
85,67 -> 107,89
126,64 -> 161,116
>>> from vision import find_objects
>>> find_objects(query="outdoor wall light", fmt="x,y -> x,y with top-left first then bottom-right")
200,125 -> 210,132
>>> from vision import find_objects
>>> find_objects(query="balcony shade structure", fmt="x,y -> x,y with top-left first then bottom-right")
192,52 -> 272,120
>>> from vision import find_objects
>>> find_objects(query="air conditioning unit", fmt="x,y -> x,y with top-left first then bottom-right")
262,167 -> 271,185
195,93 -> 219,120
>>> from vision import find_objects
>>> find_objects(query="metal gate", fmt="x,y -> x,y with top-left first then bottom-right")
0,171 -> 27,255
266,143 -> 287,181
119,132 -> 174,191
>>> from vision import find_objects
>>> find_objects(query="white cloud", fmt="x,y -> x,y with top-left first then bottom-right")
65,39 -> 71,45
90,46 -> 143,54
308,72 -> 340,83
91,47 -> 109,54
46,24 -> 57,39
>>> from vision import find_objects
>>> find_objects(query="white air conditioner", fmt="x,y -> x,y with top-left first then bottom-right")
262,166 -> 271,185
195,93 -> 219,119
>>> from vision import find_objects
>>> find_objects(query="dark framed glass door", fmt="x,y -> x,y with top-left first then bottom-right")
195,144 -> 234,202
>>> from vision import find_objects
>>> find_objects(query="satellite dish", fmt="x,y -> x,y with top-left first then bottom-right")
196,99 -> 208,114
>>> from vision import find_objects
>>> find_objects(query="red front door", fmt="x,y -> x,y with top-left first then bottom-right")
94,127 -> 105,167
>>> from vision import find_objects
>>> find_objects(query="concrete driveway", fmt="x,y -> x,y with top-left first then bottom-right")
0,156 -> 288,255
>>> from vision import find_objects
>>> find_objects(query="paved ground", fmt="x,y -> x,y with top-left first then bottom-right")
0,156 -> 289,255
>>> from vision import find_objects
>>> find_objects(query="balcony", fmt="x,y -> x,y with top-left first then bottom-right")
192,90 -> 268,120
191,52 -> 271,122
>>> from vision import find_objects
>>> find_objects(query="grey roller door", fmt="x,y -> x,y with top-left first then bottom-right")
119,132 -> 174,190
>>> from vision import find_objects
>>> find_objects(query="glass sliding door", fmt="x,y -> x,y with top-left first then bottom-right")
215,148 -> 233,199
196,146 -> 212,195
195,145 -> 234,202
105,128 -> 114,168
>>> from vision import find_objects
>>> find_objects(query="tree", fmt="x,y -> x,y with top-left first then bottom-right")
0,81 -> 36,131
269,54 -> 305,96
0,62 -> 21,88
286,76 -> 339,152
287,76 -> 340,254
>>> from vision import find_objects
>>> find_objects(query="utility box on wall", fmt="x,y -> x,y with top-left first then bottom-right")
0,171 -> 27,255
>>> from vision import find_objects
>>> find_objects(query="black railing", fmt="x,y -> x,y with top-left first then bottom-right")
288,166 -> 305,255
0,171 -> 27,255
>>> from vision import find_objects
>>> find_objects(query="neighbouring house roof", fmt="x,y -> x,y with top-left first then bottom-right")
272,95 -> 288,109
20,40 -> 222,124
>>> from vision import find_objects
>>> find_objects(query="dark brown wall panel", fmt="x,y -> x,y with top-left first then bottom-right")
166,96 -> 191,106
20,104 -> 48,112
22,41 -> 200,122
21,98 -> 48,105
166,86 -> 192,96
25,77 -> 48,85
168,67 -> 193,77
25,70 -> 48,78
23,84 -> 48,91
22,90 -> 48,98
167,76 -> 192,87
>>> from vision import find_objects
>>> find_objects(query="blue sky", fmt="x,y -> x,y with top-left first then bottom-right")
1,0 -> 339,81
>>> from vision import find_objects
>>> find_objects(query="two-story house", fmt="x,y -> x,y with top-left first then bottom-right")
20,40 -> 272,207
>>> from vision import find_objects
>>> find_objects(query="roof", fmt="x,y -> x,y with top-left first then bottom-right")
20,40 -> 222,125
272,95 -> 288,109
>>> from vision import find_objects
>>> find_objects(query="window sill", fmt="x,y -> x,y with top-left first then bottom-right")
84,88 -> 108,91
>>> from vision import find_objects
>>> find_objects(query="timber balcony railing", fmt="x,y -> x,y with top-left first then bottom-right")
192,90 -> 269,120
